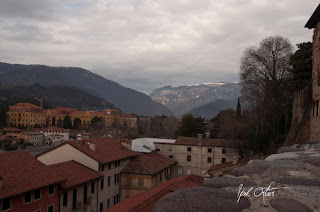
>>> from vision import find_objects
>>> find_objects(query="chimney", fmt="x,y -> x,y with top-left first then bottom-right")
197,134 -> 203,146
89,142 -> 96,152
232,156 -> 239,165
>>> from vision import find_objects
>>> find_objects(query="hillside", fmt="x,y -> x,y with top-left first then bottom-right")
150,83 -> 240,115
0,62 -> 172,116
0,83 -> 114,110
187,99 -> 237,118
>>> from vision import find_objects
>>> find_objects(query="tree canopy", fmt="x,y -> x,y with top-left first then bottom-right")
175,114 -> 205,138
63,115 -> 72,129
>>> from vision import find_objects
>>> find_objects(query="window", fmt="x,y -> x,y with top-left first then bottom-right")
160,173 -> 162,181
113,196 -> 116,205
24,191 -> 32,204
208,157 -> 212,163
2,198 -> 10,211
91,182 -> 95,194
108,163 -> 112,169
34,189 -> 41,200
99,202 -> 103,212
138,178 -> 144,186
222,149 -> 226,154
208,148 -> 212,153
114,173 -> 119,184
187,155 -> 191,162
101,165 -> 104,172
107,199 -> 110,208
222,158 -> 226,163
187,147 -> 192,152
63,192 -> 68,207
169,155 -> 173,159
101,177 -> 104,190
72,189 -> 77,210
83,185 -> 88,205
108,176 -> 111,187
47,205 -> 54,212
48,185 -> 54,195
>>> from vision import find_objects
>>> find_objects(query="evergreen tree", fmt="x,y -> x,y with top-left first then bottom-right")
73,118 -> 82,130
175,114 -> 205,138
52,116 -> 56,126
236,97 -> 242,117
57,118 -> 63,128
63,115 -> 72,129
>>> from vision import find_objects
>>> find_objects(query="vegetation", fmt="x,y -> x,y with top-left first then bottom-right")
175,114 -> 205,138
73,118 -> 82,130
63,115 -> 72,129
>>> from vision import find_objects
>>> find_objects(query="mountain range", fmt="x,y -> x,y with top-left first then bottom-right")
149,82 -> 241,116
0,62 -> 172,116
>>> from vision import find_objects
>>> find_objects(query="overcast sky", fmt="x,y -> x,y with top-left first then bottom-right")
0,0 -> 317,93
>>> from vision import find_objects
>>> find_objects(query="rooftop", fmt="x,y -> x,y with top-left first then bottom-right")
40,126 -> 69,132
0,128 -> 23,132
0,151 -> 66,199
155,136 -> 245,148
305,4 -> 320,29
132,138 -> 176,153
9,103 -> 42,109
48,161 -> 103,190
122,152 -> 176,175
38,137 -> 138,164
106,175 -> 203,212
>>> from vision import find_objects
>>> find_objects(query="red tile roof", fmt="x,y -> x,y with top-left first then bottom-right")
41,126 -> 69,132
106,175 -> 203,212
119,114 -> 136,119
122,152 -> 176,175
37,137 -> 138,164
48,161 -> 103,190
0,128 -> 23,132
155,136 -> 246,148
0,151 -> 66,199
10,103 -> 42,109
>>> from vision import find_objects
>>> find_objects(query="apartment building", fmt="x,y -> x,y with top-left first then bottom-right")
0,151 -> 65,212
121,152 -> 177,199
36,137 -> 138,211
40,126 -> 70,142
154,135 -> 251,176
49,161 -> 103,212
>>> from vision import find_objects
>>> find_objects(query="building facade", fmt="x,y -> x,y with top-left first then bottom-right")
154,135 -> 251,176
36,138 -> 137,211
121,152 -> 176,199
0,151 -> 65,212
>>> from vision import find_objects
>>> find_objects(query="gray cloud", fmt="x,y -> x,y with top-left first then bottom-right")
0,0 -> 317,93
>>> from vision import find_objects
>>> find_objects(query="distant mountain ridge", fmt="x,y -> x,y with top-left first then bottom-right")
0,83 -> 114,111
150,82 -> 241,115
0,62 -> 172,116
187,98 -> 237,118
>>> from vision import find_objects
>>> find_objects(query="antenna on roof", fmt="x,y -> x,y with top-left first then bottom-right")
34,97 -> 43,108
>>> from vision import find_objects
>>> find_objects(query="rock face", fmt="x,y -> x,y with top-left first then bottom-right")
153,187 -> 251,212
152,142 -> 320,211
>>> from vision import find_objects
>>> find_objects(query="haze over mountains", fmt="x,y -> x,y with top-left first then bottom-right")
150,83 -> 241,117
0,62 -> 172,116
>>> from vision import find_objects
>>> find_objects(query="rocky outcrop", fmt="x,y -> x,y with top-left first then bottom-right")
153,142 -> 320,211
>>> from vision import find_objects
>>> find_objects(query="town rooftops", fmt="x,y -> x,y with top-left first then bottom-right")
306,4 -> 320,29
106,175 -> 203,212
122,152 -> 176,175
155,136 -> 245,148
48,161 -> 103,190
40,126 -> 69,132
9,103 -> 42,109
0,128 -> 23,132
132,138 -> 176,153
37,137 -> 138,164
0,151 -> 66,199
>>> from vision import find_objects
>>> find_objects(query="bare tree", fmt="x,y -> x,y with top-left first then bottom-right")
240,35 -> 293,147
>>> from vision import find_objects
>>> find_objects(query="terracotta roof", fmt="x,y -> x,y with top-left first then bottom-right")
305,4 -> 320,29
155,136 -> 245,148
0,128 -> 23,132
122,152 -> 176,175
41,126 -> 69,132
37,137 -> 138,164
0,151 -> 66,199
70,111 -> 87,115
90,111 -> 106,116
119,114 -> 136,119
106,175 -> 203,212
10,103 -> 42,109
48,161 -> 103,190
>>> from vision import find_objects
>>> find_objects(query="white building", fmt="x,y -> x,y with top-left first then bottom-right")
40,126 -> 70,142
131,138 -> 176,153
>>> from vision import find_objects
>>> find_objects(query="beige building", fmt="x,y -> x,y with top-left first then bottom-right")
49,161 -> 103,212
36,137 -> 138,211
154,135 -> 251,176
121,152 -> 176,199
22,131 -> 44,145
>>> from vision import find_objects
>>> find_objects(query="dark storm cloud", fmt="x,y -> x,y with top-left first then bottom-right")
0,0 -> 317,93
